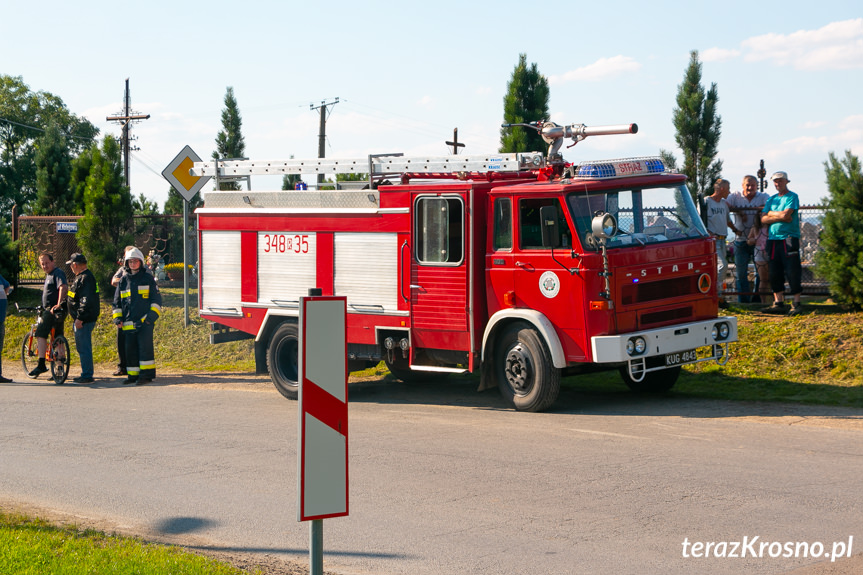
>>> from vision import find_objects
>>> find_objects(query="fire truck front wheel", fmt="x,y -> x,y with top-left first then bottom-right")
495,322 -> 561,412
619,365 -> 681,393
267,322 -> 299,400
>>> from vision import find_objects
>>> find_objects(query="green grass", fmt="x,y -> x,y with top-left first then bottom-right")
0,509 -> 259,575
3,288 -> 862,407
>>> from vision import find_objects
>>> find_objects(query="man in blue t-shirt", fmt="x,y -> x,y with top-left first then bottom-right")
761,171 -> 802,316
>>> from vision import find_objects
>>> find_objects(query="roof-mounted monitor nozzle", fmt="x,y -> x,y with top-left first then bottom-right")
501,121 -> 638,158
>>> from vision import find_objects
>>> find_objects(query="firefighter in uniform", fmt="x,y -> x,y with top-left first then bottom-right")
112,248 -> 162,385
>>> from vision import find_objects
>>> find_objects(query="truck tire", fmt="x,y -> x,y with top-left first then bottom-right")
619,365 -> 681,393
267,322 -> 299,400
495,322 -> 560,412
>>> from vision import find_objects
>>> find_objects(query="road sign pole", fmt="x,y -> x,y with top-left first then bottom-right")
183,200 -> 189,327
310,519 -> 323,575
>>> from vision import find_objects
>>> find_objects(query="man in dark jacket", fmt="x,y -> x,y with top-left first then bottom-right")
112,248 -> 162,385
66,253 -> 100,384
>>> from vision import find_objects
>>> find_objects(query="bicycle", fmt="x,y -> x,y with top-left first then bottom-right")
17,303 -> 71,385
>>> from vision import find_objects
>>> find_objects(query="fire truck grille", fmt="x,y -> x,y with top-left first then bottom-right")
640,306 -> 693,327
621,276 -> 699,306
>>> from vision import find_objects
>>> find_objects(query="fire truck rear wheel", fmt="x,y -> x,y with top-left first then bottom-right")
267,322 -> 299,400
619,365 -> 681,393
495,322 -> 560,412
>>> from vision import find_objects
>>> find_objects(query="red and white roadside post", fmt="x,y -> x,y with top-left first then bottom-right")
297,290 -> 348,575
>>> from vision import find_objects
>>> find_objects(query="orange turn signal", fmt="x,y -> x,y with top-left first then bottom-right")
503,290 -> 516,307
590,300 -> 610,310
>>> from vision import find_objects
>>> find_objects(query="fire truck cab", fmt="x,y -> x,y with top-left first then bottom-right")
194,121 -> 736,412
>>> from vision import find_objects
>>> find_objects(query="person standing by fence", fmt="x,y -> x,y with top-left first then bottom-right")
727,175 -> 769,302
761,171 -> 803,316
0,273 -> 12,383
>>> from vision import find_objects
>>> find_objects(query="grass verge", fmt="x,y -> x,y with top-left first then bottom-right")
0,509 -> 260,575
2,288 -> 862,407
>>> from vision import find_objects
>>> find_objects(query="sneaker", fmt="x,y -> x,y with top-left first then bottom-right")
787,304 -> 803,316
762,302 -> 786,315
73,376 -> 94,384
28,365 -> 49,377
0,376 -> 12,383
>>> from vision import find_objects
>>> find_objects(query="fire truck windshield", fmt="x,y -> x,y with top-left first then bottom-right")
567,184 -> 707,250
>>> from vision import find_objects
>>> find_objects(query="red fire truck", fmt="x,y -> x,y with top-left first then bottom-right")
193,121 -> 736,412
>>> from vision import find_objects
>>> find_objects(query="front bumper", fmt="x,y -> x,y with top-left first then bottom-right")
591,317 -> 738,364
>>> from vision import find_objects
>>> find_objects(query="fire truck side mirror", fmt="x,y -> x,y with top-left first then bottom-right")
591,212 -> 618,240
539,205 -> 561,249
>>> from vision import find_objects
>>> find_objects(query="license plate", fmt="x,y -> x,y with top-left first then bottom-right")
665,349 -> 698,366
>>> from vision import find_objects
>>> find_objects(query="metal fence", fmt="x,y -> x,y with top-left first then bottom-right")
721,206 -> 828,298
13,213 -> 196,285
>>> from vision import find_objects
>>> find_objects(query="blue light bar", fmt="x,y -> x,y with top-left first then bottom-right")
573,156 -> 667,180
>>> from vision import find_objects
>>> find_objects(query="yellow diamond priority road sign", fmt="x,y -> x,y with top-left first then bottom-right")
162,145 -> 210,202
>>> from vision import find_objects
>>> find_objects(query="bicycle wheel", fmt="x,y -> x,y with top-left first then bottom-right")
50,335 -> 71,385
21,328 -> 39,378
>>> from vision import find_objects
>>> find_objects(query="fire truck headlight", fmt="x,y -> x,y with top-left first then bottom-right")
711,322 -> 730,341
384,337 -> 395,350
591,212 -> 618,240
626,336 -> 646,356
399,338 -> 410,351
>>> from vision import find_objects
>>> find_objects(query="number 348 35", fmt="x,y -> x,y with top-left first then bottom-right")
263,234 -> 309,254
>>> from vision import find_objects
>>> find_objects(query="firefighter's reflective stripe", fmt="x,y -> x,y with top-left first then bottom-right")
122,321 -> 136,331
138,285 -> 150,297
127,366 -> 140,376
120,289 -> 131,299
140,360 -> 155,372
150,303 -> 162,317
68,290 -> 76,298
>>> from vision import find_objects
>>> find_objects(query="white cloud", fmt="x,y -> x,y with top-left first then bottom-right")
417,95 -> 434,107
741,18 -> 863,70
801,121 -> 826,130
701,48 -> 741,62
549,56 -> 641,84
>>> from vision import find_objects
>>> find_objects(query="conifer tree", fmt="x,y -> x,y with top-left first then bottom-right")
500,54 -> 550,155
76,136 -> 134,296
815,150 -> 863,309
33,121 -> 73,215
212,86 -> 246,191
672,51 -> 722,204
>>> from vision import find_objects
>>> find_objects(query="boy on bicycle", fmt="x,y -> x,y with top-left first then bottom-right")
29,253 -> 67,377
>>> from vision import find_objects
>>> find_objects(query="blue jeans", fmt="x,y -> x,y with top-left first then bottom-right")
0,300 -> 6,376
733,240 -> 757,303
74,321 -> 96,378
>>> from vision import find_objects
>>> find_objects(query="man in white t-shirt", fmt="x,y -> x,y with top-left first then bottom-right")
705,179 -> 733,282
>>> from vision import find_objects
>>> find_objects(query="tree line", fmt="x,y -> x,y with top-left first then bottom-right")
2,53 -> 862,308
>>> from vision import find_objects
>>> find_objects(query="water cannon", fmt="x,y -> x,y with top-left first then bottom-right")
501,121 -> 638,158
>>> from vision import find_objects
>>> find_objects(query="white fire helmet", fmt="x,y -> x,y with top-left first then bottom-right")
124,247 -> 145,266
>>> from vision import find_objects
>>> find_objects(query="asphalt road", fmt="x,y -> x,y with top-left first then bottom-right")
1,362 -> 862,575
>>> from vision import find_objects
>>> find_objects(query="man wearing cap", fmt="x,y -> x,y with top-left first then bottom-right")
761,171 -> 803,316
66,253 -> 100,384
28,253 -> 67,378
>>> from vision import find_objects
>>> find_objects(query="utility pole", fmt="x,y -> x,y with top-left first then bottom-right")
106,78 -> 150,188
310,98 -> 339,186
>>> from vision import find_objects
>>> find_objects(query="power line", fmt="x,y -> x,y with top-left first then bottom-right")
0,117 -> 96,141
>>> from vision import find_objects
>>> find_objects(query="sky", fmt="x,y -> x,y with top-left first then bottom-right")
3,0 -> 861,209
